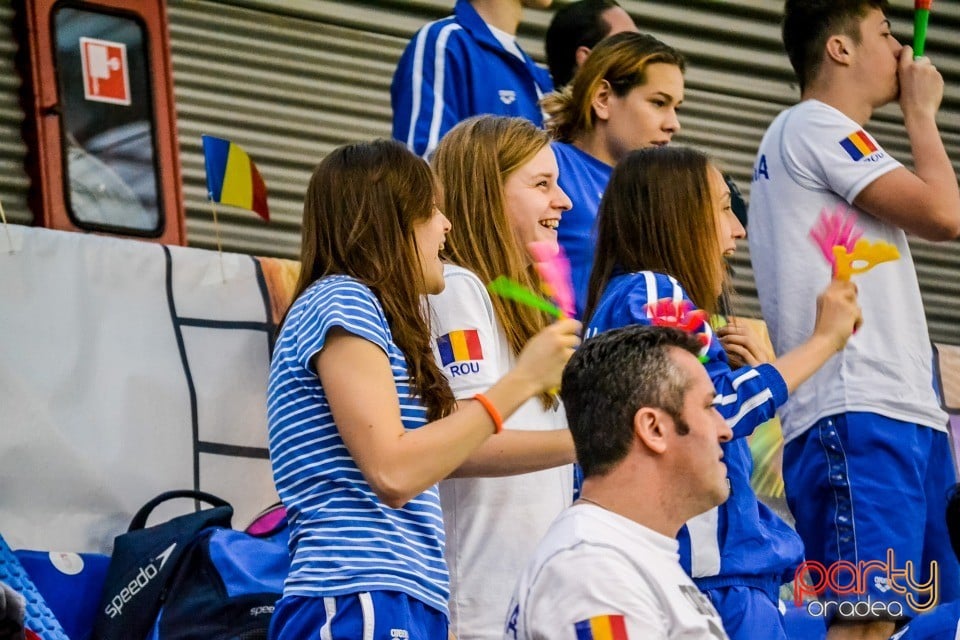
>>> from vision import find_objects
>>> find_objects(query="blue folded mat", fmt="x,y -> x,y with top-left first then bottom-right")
0,533 -> 69,640
15,549 -> 109,640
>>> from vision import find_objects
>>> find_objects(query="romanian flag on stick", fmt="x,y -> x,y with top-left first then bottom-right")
914,0 -> 932,58
201,135 -> 270,221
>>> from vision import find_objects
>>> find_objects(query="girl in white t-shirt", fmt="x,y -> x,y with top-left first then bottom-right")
428,116 -> 577,640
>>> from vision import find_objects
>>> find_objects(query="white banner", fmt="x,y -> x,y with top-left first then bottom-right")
0,226 -> 288,554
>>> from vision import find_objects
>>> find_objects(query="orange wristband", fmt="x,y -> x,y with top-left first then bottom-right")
473,393 -> 503,434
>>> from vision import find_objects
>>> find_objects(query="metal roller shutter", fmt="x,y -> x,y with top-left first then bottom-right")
167,0 -> 960,341
0,2 -> 952,331
166,0 -> 549,258
168,1 -> 404,257
0,3 -> 32,226
149,1 -> 960,342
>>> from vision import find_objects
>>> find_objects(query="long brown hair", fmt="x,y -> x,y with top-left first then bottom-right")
290,139 -> 454,420
432,116 -> 554,409
583,146 -> 728,324
542,31 -> 685,143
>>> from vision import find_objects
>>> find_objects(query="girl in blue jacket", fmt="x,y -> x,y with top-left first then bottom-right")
584,145 -> 861,640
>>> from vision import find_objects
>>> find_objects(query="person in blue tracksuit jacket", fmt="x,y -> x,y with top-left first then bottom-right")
391,0 -> 554,159
584,145 -> 862,640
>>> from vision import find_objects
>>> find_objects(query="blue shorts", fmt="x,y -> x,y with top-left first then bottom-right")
783,413 -> 959,621
891,600 -> 960,639
705,585 -> 788,640
269,591 -> 448,640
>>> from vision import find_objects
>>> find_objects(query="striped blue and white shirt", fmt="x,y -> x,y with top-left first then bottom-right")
267,276 -> 449,615
586,271 -> 803,588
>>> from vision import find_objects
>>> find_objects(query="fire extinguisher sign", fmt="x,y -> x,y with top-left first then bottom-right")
79,36 -> 131,105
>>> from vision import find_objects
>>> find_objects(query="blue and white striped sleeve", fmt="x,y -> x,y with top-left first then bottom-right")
711,363 -> 787,440
294,281 -> 390,369
391,22 -> 469,159
622,272 -> 712,343
625,272 -> 788,440
621,272 -> 665,328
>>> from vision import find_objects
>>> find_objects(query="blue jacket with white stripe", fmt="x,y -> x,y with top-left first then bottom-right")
391,0 -> 553,159
586,271 -> 805,591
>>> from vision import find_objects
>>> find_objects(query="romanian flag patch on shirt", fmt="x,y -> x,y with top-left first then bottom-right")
574,614 -> 628,640
839,129 -> 878,161
436,329 -> 483,366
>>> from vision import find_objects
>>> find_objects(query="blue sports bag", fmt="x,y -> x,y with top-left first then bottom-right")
144,525 -> 289,640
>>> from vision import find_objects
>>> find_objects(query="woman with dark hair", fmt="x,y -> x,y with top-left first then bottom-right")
266,139 -> 579,640
585,145 -> 862,640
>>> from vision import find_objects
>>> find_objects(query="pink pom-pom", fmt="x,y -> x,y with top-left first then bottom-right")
809,204 -> 863,274
528,241 -> 576,319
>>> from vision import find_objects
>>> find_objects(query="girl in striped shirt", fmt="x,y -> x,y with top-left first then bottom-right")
267,139 -> 579,640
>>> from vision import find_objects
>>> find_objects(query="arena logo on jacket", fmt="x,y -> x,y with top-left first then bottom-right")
839,129 -> 885,163
436,329 -> 484,377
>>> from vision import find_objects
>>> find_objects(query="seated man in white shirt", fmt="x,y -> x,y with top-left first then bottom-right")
504,325 -> 733,640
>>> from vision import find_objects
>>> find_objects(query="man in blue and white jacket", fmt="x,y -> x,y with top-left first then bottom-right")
392,0 -> 554,159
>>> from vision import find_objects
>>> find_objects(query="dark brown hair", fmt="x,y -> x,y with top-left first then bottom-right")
782,0 -> 889,91
290,139 -> 454,420
545,0 -> 623,88
584,145 -> 728,324
561,325 -> 703,477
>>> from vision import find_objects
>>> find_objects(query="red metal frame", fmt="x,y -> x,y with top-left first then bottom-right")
19,0 -> 186,245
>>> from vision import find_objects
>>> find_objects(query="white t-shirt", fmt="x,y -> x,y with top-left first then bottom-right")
487,22 -> 525,61
429,264 -> 574,640
504,504 -> 730,640
747,99 -> 946,442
